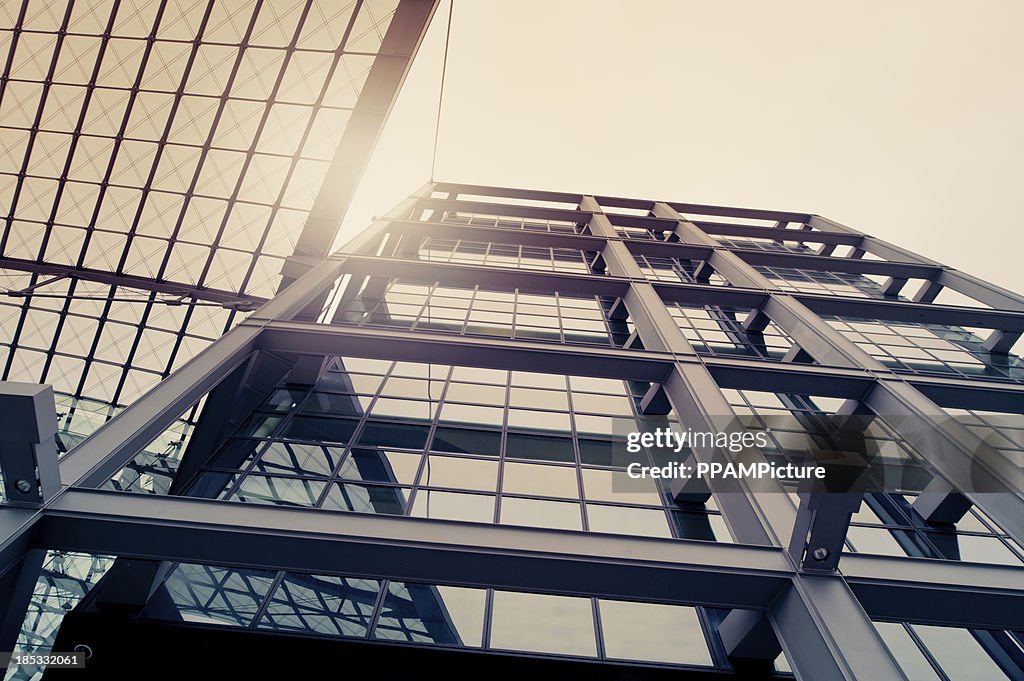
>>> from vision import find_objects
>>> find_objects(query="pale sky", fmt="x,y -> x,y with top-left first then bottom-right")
340,0 -> 1024,296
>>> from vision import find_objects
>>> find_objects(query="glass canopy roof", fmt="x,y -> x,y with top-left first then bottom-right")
0,0 -> 433,435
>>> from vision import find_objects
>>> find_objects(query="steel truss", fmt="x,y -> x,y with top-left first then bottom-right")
2,181 -> 1024,680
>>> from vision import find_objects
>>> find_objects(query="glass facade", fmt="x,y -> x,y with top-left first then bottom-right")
3,169 -> 1024,680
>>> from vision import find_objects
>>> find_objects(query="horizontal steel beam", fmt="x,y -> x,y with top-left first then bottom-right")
340,254 -> 631,297
733,250 -> 941,280
35,489 -> 792,609
433,181 -> 585,206
254,319 -> 675,382
843,554 -> 1024,630
691,221 -> 864,247
383,218 -> 611,251
667,201 -> 812,224
794,293 -> 1024,332
0,257 -> 265,307
417,197 -> 592,224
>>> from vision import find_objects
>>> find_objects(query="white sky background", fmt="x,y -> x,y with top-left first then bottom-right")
339,0 -> 1024,295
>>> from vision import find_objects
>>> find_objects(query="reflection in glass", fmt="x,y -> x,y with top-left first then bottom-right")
873,622 -> 942,681
373,582 -> 485,646
338,449 -> 421,485
165,563 -> 276,627
599,600 -> 712,665
501,461 -> 578,498
411,490 -> 496,523
499,497 -> 582,531
258,574 -> 381,637
490,591 -> 596,657
586,505 -> 672,538
912,624 -> 1011,680
322,482 -> 409,515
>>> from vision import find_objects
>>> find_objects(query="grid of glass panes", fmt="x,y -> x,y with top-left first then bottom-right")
711,237 -> 814,254
945,409 -> 1024,469
0,0 -> 401,412
103,397 -> 205,494
153,561 -> 793,673
176,358 -> 729,542
4,551 -> 114,681
0,269 -> 237,406
438,211 -> 584,234
633,255 -> 728,285
667,302 -> 800,361
825,317 -> 1024,382
54,392 -> 123,453
721,389 -> 927,478
613,224 -> 671,240
845,492 -> 1024,566
417,237 -> 595,275
723,389 -> 1024,565
754,266 -> 898,299
874,620 -> 1024,680
333,280 -> 632,347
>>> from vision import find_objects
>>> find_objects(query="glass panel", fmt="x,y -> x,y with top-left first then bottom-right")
419,455 -> 499,491
586,505 -> 672,538
410,490 -> 495,523
258,574 -> 381,637
164,564 -> 276,627
873,622 -> 942,681
499,497 -> 582,531
373,582 -> 486,647
490,591 -> 597,657
337,449 -> 421,485
912,624 -> 1011,680
322,482 -> 409,515
501,462 -> 579,498
598,600 -> 712,666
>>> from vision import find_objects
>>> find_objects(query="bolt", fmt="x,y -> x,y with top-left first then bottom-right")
811,547 -> 830,562
15,479 -> 33,494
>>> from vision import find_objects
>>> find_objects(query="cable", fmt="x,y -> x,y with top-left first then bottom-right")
430,0 -> 454,182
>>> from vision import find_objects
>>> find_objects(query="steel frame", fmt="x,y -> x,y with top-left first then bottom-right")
2,181 -> 1024,680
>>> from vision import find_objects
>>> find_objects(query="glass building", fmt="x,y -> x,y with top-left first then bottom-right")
1,2 -> 1024,680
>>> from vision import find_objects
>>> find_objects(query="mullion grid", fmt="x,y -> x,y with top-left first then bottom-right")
0,0 -> 400,411
182,356 -> 725,542
151,558 -> 735,672
418,237 -> 593,275
754,265 -> 894,300
827,316 -> 1024,382
337,278 -> 625,348
721,388 -> 1024,565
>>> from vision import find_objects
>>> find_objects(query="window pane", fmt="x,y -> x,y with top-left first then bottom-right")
258,574 -> 381,637
912,625 -> 1012,680
419,455 -> 498,491
490,591 -> 596,657
410,490 -> 495,523
373,582 -> 486,647
586,505 -> 672,538
501,462 -> 578,498
338,449 -> 421,485
322,482 -> 409,515
499,497 -> 582,531
599,600 -> 712,666
873,622 -> 942,681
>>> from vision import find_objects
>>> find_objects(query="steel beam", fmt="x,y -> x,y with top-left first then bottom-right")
0,257 -> 266,308
36,488 -> 791,609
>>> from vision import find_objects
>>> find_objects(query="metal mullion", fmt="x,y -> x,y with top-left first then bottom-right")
0,1 -> 73,256
148,0 -> 265,285
194,0 -> 316,295
0,1 -> 78,381
112,0 -> 216,277
68,0 -> 176,401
